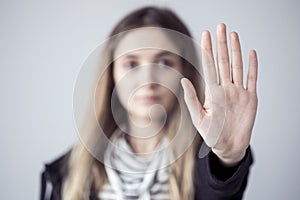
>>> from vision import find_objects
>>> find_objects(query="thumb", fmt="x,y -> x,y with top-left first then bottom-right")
180,78 -> 204,126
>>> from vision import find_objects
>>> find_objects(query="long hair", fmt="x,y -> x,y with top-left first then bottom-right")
63,6 -> 204,200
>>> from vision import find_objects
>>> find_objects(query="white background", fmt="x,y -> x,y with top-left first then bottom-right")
1,0 -> 299,199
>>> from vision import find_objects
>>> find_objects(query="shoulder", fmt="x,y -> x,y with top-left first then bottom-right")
40,149 -> 72,200
43,149 -> 72,180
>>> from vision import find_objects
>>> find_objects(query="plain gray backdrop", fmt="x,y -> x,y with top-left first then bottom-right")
1,0 -> 299,199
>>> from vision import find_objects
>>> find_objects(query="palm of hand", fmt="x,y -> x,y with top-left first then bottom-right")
181,23 -> 258,165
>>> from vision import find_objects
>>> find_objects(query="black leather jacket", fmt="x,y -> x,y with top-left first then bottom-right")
40,145 -> 253,200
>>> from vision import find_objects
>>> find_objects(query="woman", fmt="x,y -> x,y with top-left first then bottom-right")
41,6 -> 257,200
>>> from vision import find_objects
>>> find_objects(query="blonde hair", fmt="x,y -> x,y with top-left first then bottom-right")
62,6 -> 204,200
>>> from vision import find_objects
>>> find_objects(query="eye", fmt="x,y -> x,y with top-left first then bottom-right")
157,59 -> 174,68
124,61 -> 138,69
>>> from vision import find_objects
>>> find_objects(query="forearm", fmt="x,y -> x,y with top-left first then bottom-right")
194,146 -> 254,200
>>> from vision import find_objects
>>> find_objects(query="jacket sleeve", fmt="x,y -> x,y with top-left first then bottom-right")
194,146 -> 254,200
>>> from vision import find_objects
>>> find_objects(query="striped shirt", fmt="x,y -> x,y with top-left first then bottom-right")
99,126 -> 171,200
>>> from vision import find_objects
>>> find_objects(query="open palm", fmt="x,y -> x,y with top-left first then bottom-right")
181,23 -> 258,166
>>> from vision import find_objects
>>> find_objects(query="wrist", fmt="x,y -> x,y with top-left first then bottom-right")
212,149 -> 246,167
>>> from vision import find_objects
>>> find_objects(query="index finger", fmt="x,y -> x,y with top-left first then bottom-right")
201,30 -> 218,86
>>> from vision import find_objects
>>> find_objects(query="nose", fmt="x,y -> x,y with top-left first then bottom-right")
139,64 -> 158,85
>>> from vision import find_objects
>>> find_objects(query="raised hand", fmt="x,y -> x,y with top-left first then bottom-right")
181,23 -> 258,166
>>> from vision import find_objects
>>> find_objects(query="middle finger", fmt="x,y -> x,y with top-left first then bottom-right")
216,23 -> 230,85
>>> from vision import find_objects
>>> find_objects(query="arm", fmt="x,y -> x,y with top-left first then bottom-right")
194,146 -> 254,200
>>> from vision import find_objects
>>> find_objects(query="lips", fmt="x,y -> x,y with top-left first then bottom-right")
137,95 -> 160,103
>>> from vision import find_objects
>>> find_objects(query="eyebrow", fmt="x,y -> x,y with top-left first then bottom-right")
123,50 -> 178,59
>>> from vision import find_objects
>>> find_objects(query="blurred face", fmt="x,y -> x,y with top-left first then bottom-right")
112,28 -> 183,121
